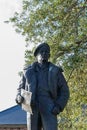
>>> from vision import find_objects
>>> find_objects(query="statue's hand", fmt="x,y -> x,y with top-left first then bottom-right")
15,94 -> 24,105
52,106 -> 60,115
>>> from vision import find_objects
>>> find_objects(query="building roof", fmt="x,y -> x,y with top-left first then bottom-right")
0,105 -> 27,125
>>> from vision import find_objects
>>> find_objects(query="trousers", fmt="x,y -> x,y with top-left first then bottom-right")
27,96 -> 58,130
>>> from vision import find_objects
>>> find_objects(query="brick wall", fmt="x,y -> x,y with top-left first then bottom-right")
0,125 -> 27,130
0,128 -> 27,130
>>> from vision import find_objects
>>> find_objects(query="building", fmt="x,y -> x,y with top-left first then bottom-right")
0,105 -> 27,130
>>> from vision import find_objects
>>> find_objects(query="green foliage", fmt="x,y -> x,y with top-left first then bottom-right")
9,0 -> 87,129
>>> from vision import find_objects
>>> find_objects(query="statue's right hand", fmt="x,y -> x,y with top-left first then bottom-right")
15,94 -> 24,105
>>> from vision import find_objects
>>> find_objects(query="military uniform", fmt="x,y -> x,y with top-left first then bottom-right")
17,61 -> 69,130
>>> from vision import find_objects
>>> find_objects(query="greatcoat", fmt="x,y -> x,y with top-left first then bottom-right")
17,62 -> 69,130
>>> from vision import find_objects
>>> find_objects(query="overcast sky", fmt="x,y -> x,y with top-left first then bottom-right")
0,0 -> 26,111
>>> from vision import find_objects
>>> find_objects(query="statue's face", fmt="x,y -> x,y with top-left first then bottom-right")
36,46 -> 50,63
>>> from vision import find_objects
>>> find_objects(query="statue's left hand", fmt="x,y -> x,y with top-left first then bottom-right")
52,106 -> 60,115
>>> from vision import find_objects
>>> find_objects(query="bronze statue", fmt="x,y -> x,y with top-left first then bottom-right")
16,43 -> 69,130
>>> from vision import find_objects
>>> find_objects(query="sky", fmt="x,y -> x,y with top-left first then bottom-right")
0,0 -> 26,111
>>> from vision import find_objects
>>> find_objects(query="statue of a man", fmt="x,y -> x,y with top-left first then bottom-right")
16,43 -> 69,130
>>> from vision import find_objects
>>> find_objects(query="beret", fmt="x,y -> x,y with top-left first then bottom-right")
34,43 -> 50,57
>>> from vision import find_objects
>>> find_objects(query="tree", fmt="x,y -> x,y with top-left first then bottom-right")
8,0 -> 87,129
